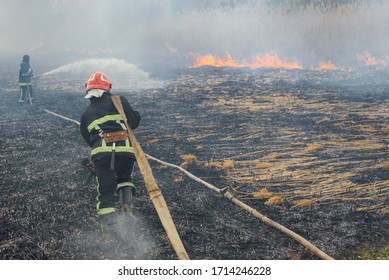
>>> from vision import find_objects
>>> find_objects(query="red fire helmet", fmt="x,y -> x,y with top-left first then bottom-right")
85,72 -> 111,92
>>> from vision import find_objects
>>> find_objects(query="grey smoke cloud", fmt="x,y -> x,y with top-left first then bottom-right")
1,0 -> 388,70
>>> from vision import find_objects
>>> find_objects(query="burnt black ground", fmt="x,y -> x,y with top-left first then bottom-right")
0,66 -> 388,260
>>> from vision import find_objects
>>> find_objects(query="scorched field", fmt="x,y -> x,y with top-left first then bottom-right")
1,64 -> 389,260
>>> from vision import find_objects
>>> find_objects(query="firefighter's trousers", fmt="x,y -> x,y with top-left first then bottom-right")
19,85 -> 33,102
93,155 -> 135,215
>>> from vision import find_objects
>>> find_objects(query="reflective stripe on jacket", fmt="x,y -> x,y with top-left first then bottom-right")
80,92 -> 140,160
19,61 -> 33,84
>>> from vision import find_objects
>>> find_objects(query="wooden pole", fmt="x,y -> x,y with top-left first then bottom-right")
111,96 -> 189,260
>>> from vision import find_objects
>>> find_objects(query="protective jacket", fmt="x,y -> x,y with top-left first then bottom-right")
19,61 -> 33,86
80,92 -> 140,160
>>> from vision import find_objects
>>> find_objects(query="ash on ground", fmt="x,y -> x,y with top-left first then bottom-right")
1,66 -> 388,260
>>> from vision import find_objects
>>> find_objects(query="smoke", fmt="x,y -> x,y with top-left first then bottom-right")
159,1 -> 389,68
1,0 -> 389,71
107,214 -> 155,260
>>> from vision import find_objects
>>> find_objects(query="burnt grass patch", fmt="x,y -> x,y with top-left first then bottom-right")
1,67 -> 389,260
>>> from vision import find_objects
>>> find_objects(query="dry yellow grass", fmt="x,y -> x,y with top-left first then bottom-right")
222,159 -> 235,170
169,72 -> 389,211
291,199 -> 316,207
255,161 -> 271,169
380,207 -> 389,214
303,143 -> 322,153
196,145 -> 203,149
180,162 -> 189,169
159,164 -> 169,169
213,97 -> 229,107
181,154 -> 197,163
265,196 -> 284,206
316,117 -> 330,124
266,152 -> 282,159
371,162 -> 389,169
148,138 -> 160,143
355,204 -> 386,212
252,188 -> 273,199
205,161 -> 223,169
174,176 -> 184,183
356,124 -> 377,133
337,139 -> 384,150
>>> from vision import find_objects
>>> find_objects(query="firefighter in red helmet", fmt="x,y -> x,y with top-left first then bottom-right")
80,72 -> 140,233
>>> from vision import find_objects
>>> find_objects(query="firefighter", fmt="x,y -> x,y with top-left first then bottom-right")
18,54 -> 34,103
80,71 -> 140,233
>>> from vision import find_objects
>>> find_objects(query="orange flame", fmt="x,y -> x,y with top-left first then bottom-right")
192,53 -> 302,69
357,52 -> 389,68
194,53 -> 238,67
192,52 -> 389,71
356,52 -> 389,67
357,52 -> 377,66
312,61 -> 337,71
250,54 -> 302,69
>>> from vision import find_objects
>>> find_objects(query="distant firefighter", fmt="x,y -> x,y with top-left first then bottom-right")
80,72 -> 141,234
18,54 -> 34,104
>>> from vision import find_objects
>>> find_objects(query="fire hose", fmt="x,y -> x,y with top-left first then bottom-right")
43,107 -> 334,260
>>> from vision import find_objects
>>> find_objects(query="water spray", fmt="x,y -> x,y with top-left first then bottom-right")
41,58 -> 149,77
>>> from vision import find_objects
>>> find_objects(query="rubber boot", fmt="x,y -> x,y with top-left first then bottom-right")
119,186 -> 135,216
99,213 -> 118,234
18,87 -> 26,104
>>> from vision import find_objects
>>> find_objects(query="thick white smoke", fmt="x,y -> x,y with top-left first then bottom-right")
1,0 -> 388,70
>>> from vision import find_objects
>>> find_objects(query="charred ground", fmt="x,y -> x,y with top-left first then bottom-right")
0,66 -> 388,260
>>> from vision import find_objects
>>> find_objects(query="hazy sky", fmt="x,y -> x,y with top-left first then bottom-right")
1,0 -> 388,70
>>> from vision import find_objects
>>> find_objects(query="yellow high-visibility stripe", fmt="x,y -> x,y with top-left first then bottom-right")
97,208 -> 115,215
117,182 -> 135,190
87,114 -> 124,132
96,177 -> 116,215
19,88 -> 24,101
91,146 -> 134,156
96,177 -> 101,211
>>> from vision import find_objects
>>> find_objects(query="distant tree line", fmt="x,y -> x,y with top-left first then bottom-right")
264,0 -> 371,7
168,0 -> 375,11
40,0 -> 380,14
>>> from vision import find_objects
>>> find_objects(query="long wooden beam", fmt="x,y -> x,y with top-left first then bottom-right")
112,96 -> 189,260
